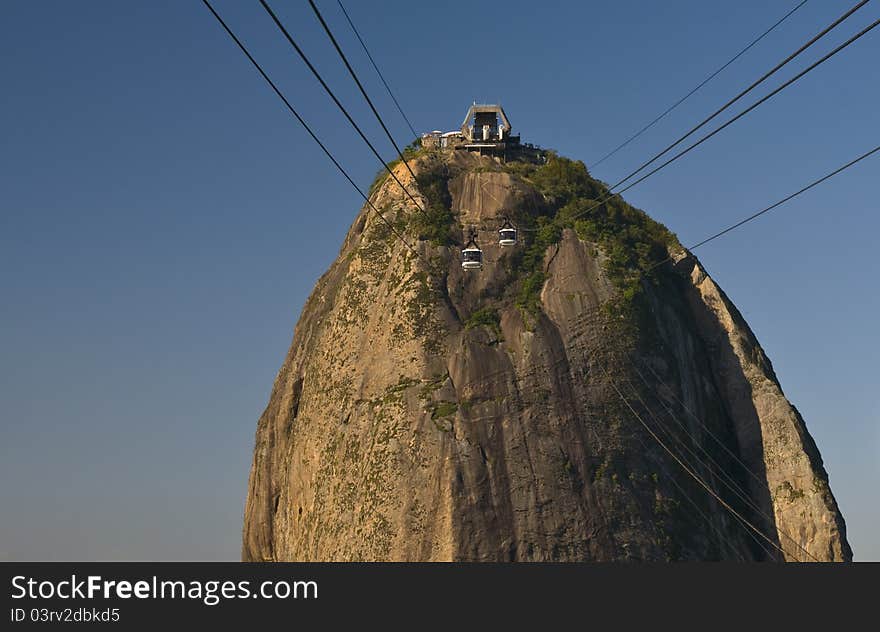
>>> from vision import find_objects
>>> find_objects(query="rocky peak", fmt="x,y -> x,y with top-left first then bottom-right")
241,147 -> 850,561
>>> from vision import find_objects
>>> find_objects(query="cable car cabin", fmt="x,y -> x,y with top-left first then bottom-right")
498,228 -> 517,246
461,246 -> 483,270
461,231 -> 483,270
498,218 -> 517,246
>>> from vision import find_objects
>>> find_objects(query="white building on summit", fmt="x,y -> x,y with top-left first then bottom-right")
421,103 -> 523,157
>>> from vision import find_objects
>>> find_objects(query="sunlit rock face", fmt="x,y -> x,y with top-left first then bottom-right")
242,151 -> 850,562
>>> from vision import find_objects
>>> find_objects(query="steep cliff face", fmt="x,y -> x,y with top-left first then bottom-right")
242,150 -> 850,561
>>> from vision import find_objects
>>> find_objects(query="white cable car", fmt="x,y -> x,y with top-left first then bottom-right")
498,217 -> 517,246
461,230 -> 483,270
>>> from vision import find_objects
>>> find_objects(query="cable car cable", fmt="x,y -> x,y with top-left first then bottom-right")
624,371 -> 775,527
203,2 -> 852,560
601,0 -> 870,190
544,0 -> 872,230
627,430 -> 759,560
200,0 -> 421,261
631,362 -> 770,492
638,361 -> 799,490
622,356 -> 819,561
594,338 -> 800,559
568,12 -> 880,227
553,146 -> 876,554
631,431 -> 759,561
257,0 -> 430,219
336,0 -> 419,140
600,362 -> 795,560
589,15 -> 880,214
306,0 -> 420,185
308,0 -> 420,186
598,354 -> 781,559
579,141 -> 878,556
589,0 -> 809,169
648,142 -> 880,271
616,369 -> 782,560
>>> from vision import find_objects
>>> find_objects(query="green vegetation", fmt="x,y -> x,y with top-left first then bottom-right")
653,494 -> 681,517
418,373 -> 448,401
430,401 -> 458,420
404,136 -> 422,154
430,402 -> 458,432
501,158 -> 540,181
385,376 -> 420,397
369,146 -> 681,351
777,481 -> 806,502
464,306 -> 501,337
500,152 -> 681,337
418,379 -> 458,429
368,165 -> 390,199
366,141 -> 457,249
528,153 -> 605,208
358,216 -> 397,280
413,167 -> 454,245
593,456 -> 612,482
403,271 -> 445,354
514,216 -> 561,315
573,198 -> 678,295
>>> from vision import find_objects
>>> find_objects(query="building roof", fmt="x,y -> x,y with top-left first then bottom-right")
460,104 -> 512,135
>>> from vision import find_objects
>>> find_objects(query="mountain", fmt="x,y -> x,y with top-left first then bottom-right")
241,147 -> 850,561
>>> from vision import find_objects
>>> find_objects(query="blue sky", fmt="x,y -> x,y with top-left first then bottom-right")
1,0 -> 877,561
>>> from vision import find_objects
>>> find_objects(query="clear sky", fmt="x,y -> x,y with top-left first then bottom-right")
1,0 -> 877,561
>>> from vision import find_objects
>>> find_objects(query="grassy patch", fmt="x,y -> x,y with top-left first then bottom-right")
464,306 -> 501,337
418,374 -> 448,401
777,481 -> 806,502
527,151 -> 605,208
430,401 -> 458,420
385,376 -> 419,397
